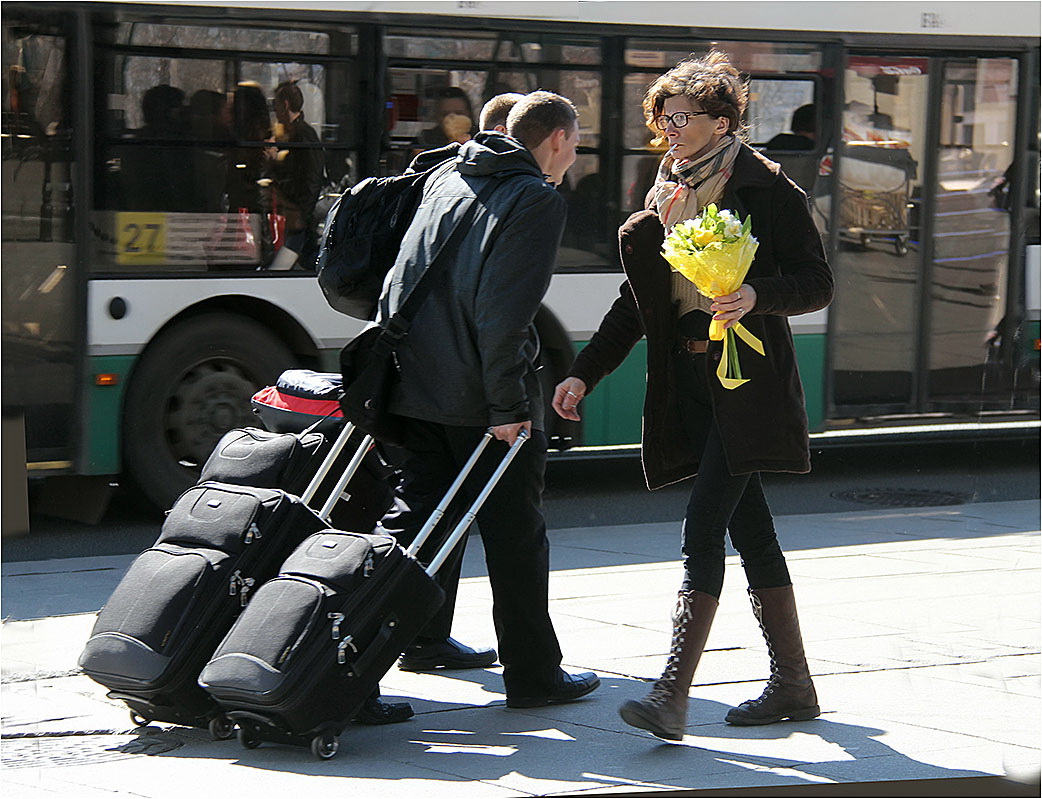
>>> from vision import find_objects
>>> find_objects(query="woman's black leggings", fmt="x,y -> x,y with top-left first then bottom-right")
680,421 -> 791,598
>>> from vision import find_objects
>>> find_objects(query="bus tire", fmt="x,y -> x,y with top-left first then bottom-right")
122,313 -> 295,510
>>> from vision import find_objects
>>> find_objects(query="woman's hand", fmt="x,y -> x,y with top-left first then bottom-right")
552,377 -> 587,422
711,283 -> 757,330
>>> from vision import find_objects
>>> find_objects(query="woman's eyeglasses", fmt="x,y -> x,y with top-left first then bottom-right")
653,111 -> 710,130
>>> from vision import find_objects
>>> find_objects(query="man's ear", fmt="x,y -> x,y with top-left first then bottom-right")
549,126 -> 567,152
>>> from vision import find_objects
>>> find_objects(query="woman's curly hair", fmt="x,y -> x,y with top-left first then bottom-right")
642,50 -> 748,146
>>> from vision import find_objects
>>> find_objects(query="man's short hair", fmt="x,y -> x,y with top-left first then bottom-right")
791,104 -> 816,135
506,90 -> 578,150
274,81 -> 304,114
479,92 -> 525,130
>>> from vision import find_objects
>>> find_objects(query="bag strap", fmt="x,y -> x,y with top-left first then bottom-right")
376,172 -> 504,351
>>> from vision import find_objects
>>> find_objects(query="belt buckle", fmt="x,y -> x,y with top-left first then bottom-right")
679,337 -> 707,355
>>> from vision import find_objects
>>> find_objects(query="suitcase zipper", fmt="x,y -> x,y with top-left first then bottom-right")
243,522 -> 263,544
336,636 -> 358,665
228,570 -> 256,607
328,612 -> 344,640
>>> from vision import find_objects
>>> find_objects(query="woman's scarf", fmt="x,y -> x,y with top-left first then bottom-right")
651,135 -> 742,232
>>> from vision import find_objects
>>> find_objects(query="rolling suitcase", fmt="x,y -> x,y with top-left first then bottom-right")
77,422 -> 376,738
197,429 -> 528,759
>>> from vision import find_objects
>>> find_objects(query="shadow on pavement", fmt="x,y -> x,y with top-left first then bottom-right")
113,677 -> 1009,795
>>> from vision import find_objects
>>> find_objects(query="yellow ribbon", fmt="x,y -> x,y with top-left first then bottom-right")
709,321 -> 765,390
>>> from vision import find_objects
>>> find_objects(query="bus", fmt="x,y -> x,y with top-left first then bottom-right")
3,1 -> 1039,511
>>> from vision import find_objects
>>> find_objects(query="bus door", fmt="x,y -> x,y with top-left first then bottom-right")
827,53 -> 1024,419
1,11 -> 78,470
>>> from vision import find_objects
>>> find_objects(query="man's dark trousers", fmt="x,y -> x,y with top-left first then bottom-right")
377,419 -> 563,696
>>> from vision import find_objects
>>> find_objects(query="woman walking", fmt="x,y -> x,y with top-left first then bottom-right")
553,51 -> 833,740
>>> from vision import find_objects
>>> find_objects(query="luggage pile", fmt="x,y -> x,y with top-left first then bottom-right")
78,370 -> 526,759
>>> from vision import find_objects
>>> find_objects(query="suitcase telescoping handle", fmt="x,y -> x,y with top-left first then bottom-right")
298,421 -> 374,521
405,428 -> 529,577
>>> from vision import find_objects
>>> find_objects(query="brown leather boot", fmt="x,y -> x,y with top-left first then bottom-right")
725,585 -> 820,725
618,590 -> 718,740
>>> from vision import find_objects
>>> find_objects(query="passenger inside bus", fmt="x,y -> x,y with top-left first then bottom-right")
187,89 -> 234,213
227,82 -> 275,216
765,104 -> 816,151
410,86 -> 477,156
270,81 -> 325,269
764,104 -> 818,194
121,84 -> 195,213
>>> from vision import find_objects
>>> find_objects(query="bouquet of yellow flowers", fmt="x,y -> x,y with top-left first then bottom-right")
661,204 -> 764,389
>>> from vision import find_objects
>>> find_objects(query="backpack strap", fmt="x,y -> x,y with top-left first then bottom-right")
376,173 -> 505,348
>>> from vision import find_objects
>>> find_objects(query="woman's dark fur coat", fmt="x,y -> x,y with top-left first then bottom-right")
568,143 -> 834,489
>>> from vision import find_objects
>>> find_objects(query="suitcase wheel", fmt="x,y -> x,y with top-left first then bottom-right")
129,711 -> 152,728
208,715 -> 236,741
310,731 -> 339,760
237,726 -> 262,750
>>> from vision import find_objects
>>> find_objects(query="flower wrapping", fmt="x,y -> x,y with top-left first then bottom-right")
661,204 -> 764,389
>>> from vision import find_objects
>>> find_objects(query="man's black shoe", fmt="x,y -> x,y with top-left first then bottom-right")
398,637 -> 498,672
353,696 -> 414,725
505,670 -> 601,708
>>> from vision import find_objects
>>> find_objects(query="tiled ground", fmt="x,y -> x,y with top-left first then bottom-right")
2,500 -> 1038,796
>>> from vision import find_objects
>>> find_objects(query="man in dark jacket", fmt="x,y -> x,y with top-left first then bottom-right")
376,91 -> 600,708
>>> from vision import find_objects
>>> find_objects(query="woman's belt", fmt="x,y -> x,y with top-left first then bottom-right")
677,336 -> 710,354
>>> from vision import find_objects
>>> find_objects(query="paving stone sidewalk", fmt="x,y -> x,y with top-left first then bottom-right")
2,500 -> 1039,797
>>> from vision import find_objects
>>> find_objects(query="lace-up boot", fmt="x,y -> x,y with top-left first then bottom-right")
725,585 -> 819,725
618,590 -> 718,740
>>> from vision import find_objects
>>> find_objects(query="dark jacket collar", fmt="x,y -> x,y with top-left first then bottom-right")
456,131 -> 544,179
727,141 -> 781,191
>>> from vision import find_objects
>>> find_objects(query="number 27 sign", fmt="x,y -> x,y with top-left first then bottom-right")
116,212 -> 166,264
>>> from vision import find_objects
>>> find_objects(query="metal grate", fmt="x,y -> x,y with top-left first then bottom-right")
830,488 -> 971,508
1,731 -> 182,769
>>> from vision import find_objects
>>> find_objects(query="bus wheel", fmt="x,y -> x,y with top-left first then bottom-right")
122,313 -> 295,510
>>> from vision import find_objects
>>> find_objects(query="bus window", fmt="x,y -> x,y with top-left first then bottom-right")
1,15 -> 77,464
750,78 -> 816,148
384,30 -> 605,266
752,77 -> 819,193
829,56 -> 927,409
92,20 -> 358,274
930,57 -> 1019,404
625,40 -> 823,73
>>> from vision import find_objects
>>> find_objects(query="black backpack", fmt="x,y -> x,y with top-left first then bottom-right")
316,152 -> 456,320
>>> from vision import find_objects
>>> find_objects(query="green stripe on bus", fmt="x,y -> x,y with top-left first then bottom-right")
794,333 -> 827,432
84,355 -> 135,475
577,340 -> 647,447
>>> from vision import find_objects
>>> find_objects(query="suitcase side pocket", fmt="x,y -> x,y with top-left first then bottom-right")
200,577 -> 326,698
79,545 -> 230,687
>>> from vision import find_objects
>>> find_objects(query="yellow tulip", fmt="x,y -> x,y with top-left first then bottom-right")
692,229 -> 718,247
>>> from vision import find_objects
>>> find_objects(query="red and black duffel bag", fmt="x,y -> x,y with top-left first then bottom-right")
251,370 -> 343,435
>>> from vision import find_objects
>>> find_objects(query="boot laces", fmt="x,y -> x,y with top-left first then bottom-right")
645,594 -> 694,705
748,591 -> 781,706
745,674 -> 781,707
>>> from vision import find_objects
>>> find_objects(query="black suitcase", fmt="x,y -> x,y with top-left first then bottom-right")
199,426 -> 327,497
197,429 -> 528,758
77,481 -> 331,737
